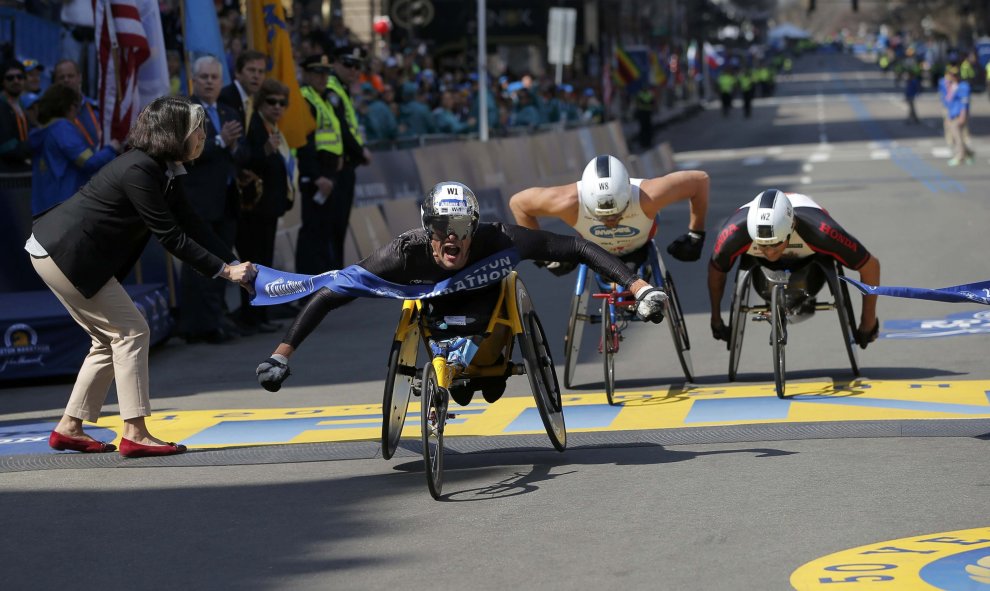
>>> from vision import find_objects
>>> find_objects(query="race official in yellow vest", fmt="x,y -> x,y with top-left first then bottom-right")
323,45 -> 372,269
296,54 -> 344,275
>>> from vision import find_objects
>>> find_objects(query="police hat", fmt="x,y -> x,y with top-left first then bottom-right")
332,45 -> 366,65
302,54 -> 333,73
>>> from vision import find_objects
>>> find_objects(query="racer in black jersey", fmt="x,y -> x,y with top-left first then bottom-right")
256,181 -> 669,396
708,190 -> 881,348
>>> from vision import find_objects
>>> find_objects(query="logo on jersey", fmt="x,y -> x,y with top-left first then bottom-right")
819,221 -> 858,252
589,225 -> 640,239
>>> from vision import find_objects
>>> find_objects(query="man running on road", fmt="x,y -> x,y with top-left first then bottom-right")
708,189 -> 881,347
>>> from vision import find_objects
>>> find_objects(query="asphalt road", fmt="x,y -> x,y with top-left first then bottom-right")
2,51 -> 989,590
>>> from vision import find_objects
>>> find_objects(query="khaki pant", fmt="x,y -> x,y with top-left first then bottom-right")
31,255 -> 151,421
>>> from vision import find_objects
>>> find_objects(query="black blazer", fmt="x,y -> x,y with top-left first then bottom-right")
218,83 -> 247,128
32,149 -> 236,298
183,97 -> 243,221
245,112 -> 291,218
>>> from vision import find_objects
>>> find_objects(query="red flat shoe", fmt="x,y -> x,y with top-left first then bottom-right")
119,438 -> 187,458
49,430 -> 117,453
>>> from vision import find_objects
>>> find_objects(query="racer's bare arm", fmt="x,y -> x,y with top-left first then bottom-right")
508,184 -> 579,229
639,170 -> 710,232
708,262 -> 731,340
856,255 -> 880,332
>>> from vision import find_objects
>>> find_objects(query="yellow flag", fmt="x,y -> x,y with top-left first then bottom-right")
246,0 -> 315,149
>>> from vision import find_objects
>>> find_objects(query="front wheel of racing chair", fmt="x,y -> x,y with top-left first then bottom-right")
420,359 -> 448,500
769,277 -> 788,399
381,302 -> 423,460
728,265 -> 754,382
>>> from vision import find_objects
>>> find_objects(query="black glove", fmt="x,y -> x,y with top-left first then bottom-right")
855,319 -> 879,350
256,357 -> 290,392
711,320 -> 731,342
666,231 -> 706,262
635,287 -> 667,324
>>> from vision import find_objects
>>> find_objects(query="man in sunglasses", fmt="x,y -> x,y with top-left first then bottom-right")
707,189 -> 881,348
323,44 -> 372,270
0,60 -> 31,172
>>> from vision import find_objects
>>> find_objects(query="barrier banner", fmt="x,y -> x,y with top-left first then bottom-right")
354,150 -> 422,207
251,248 -> 521,306
841,276 -> 990,305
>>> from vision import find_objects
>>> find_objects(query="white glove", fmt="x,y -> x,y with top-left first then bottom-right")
635,286 -> 668,324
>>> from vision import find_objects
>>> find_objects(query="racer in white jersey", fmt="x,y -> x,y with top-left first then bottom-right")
509,154 -> 710,273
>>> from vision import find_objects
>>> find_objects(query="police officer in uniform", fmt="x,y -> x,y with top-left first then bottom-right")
325,45 -> 371,269
296,54 -> 342,275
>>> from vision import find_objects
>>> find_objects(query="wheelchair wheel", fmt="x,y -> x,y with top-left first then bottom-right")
601,298 -> 617,405
771,283 -> 787,399
421,361 -> 447,500
516,278 -> 567,452
834,267 -> 861,377
563,280 -> 588,389
649,244 -> 693,381
728,268 -> 752,381
381,329 -> 420,460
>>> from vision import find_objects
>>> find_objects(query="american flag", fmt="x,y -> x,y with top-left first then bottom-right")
95,0 -> 150,145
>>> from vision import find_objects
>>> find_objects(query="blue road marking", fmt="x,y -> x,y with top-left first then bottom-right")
506,404 -> 620,432
793,395 -> 990,415
685,397 -> 791,423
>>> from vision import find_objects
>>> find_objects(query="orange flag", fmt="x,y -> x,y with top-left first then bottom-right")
246,0 -> 315,149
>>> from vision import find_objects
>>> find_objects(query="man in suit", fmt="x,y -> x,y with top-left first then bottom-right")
179,55 -> 246,343
219,49 -> 266,131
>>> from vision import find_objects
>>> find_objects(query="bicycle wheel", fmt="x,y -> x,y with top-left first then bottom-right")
381,328 -> 420,460
834,266 -> 861,377
728,268 -> 752,381
563,274 -> 588,389
601,298 -> 617,405
420,362 -> 447,500
516,278 -> 566,451
771,284 -> 787,399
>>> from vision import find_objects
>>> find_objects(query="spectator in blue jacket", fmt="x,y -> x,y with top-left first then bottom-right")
360,82 -> 398,142
397,81 -> 435,137
432,89 -> 472,134
29,84 -> 119,215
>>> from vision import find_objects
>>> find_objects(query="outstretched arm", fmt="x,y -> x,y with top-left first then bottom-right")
508,184 -> 579,230
639,170 -> 710,231
856,255 -> 880,332
708,262 -> 731,341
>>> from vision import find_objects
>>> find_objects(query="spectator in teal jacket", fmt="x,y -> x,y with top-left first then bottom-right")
29,84 -> 119,215
432,90 -> 472,134
398,82 -> 435,137
360,83 -> 398,142
511,89 -> 542,128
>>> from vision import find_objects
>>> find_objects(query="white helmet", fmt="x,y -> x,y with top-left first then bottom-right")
578,155 -> 632,219
746,189 -> 794,245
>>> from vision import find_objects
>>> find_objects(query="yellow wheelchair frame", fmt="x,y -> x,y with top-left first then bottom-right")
380,271 -> 566,499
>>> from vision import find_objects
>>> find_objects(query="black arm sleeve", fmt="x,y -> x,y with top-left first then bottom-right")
282,287 -> 356,349
503,225 -> 639,288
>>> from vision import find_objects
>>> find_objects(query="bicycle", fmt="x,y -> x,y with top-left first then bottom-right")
727,255 -> 860,398
563,240 -> 692,403
381,271 -> 566,500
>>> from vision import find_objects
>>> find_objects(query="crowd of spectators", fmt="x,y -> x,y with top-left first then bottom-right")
2,0 -> 611,346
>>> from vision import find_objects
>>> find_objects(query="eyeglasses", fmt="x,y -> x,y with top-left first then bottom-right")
265,97 -> 288,107
4,73 -> 24,81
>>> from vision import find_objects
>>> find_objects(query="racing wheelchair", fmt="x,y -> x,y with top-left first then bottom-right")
726,255 -> 860,398
380,271 -> 566,500
562,241 -> 692,404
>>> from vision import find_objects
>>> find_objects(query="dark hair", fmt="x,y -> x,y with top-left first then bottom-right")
127,96 -> 205,161
254,78 -> 289,107
36,84 -> 81,125
2,59 -> 25,76
236,50 -> 267,73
